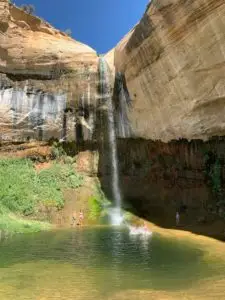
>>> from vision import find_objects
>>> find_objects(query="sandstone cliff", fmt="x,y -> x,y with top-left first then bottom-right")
0,0 -> 225,239
102,0 -> 225,239
0,0 -> 98,142
110,0 -> 225,142
0,0 -> 97,76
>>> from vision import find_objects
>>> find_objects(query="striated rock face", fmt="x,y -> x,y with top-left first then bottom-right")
0,0 -> 99,142
111,0 -> 225,142
101,0 -> 225,238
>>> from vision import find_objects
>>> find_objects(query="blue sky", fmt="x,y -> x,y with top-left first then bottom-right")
13,0 -> 149,53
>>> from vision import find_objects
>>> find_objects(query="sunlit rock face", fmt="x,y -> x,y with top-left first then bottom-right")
0,0 -> 10,26
0,0 -> 99,142
0,71 -> 98,142
0,0 -> 97,76
102,0 -> 225,238
110,0 -> 225,142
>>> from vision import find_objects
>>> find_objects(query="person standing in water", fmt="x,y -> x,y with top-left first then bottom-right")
143,221 -> 148,232
71,211 -> 77,227
176,211 -> 180,226
79,210 -> 84,226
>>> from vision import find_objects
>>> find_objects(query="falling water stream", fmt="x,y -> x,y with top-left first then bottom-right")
99,57 -> 123,225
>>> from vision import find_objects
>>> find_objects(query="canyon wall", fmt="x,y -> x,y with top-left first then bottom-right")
103,0 -> 225,238
0,0 -> 225,238
0,0 -> 98,142
110,0 -> 225,142
98,135 -> 225,239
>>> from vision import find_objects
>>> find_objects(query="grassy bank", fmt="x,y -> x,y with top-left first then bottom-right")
0,158 -> 83,233
0,210 -> 50,234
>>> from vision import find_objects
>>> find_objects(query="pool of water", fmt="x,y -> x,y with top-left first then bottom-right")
0,227 -> 224,300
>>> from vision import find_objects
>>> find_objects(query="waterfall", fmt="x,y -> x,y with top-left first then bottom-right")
99,57 -> 123,225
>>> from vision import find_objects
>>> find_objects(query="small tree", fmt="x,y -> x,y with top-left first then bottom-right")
64,29 -> 72,37
20,4 -> 35,15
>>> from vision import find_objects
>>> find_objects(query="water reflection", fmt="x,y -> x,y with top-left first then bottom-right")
0,227 -> 224,300
140,233 -> 153,254
111,229 -> 123,290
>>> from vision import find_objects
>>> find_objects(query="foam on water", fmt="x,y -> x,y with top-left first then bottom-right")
109,208 -> 124,226
128,225 -> 153,237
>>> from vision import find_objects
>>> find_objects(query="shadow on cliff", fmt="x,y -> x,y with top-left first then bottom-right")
97,135 -> 225,241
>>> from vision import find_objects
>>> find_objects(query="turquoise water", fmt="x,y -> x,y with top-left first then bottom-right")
0,227 -> 224,300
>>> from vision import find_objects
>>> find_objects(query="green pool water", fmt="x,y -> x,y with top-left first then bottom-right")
0,227 -> 224,300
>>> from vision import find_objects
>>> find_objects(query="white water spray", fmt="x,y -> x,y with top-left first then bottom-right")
99,57 -> 123,225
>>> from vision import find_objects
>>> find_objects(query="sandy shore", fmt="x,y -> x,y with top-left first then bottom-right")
145,220 -> 225,261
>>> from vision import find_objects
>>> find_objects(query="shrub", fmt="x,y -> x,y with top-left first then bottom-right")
64,29 -> 72,37
51,142 -> 66,159
20,4 -> 35,15
0,159 -> 83,217
88,183 -> 111,221
62,155 -> 74,165
0,209 -> 50,233
88,197 -> 102,220
0,159 -> 38,215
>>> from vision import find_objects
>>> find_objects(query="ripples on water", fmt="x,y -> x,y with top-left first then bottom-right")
0,227 -> 224,300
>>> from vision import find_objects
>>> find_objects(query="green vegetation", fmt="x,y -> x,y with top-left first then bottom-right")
51,142 -> 65,159
88,197 -> 102,221
203,150 -> 224,218
0,208 -> 50,234
20,4 -> 35,15
87,182 -> 138,224
123,211 -> 135,223
64,29 -> 72,37
37,163 -> 83,208
51,142 -> 77,164
0,158 -> 83,232
88,183 -> 110,222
